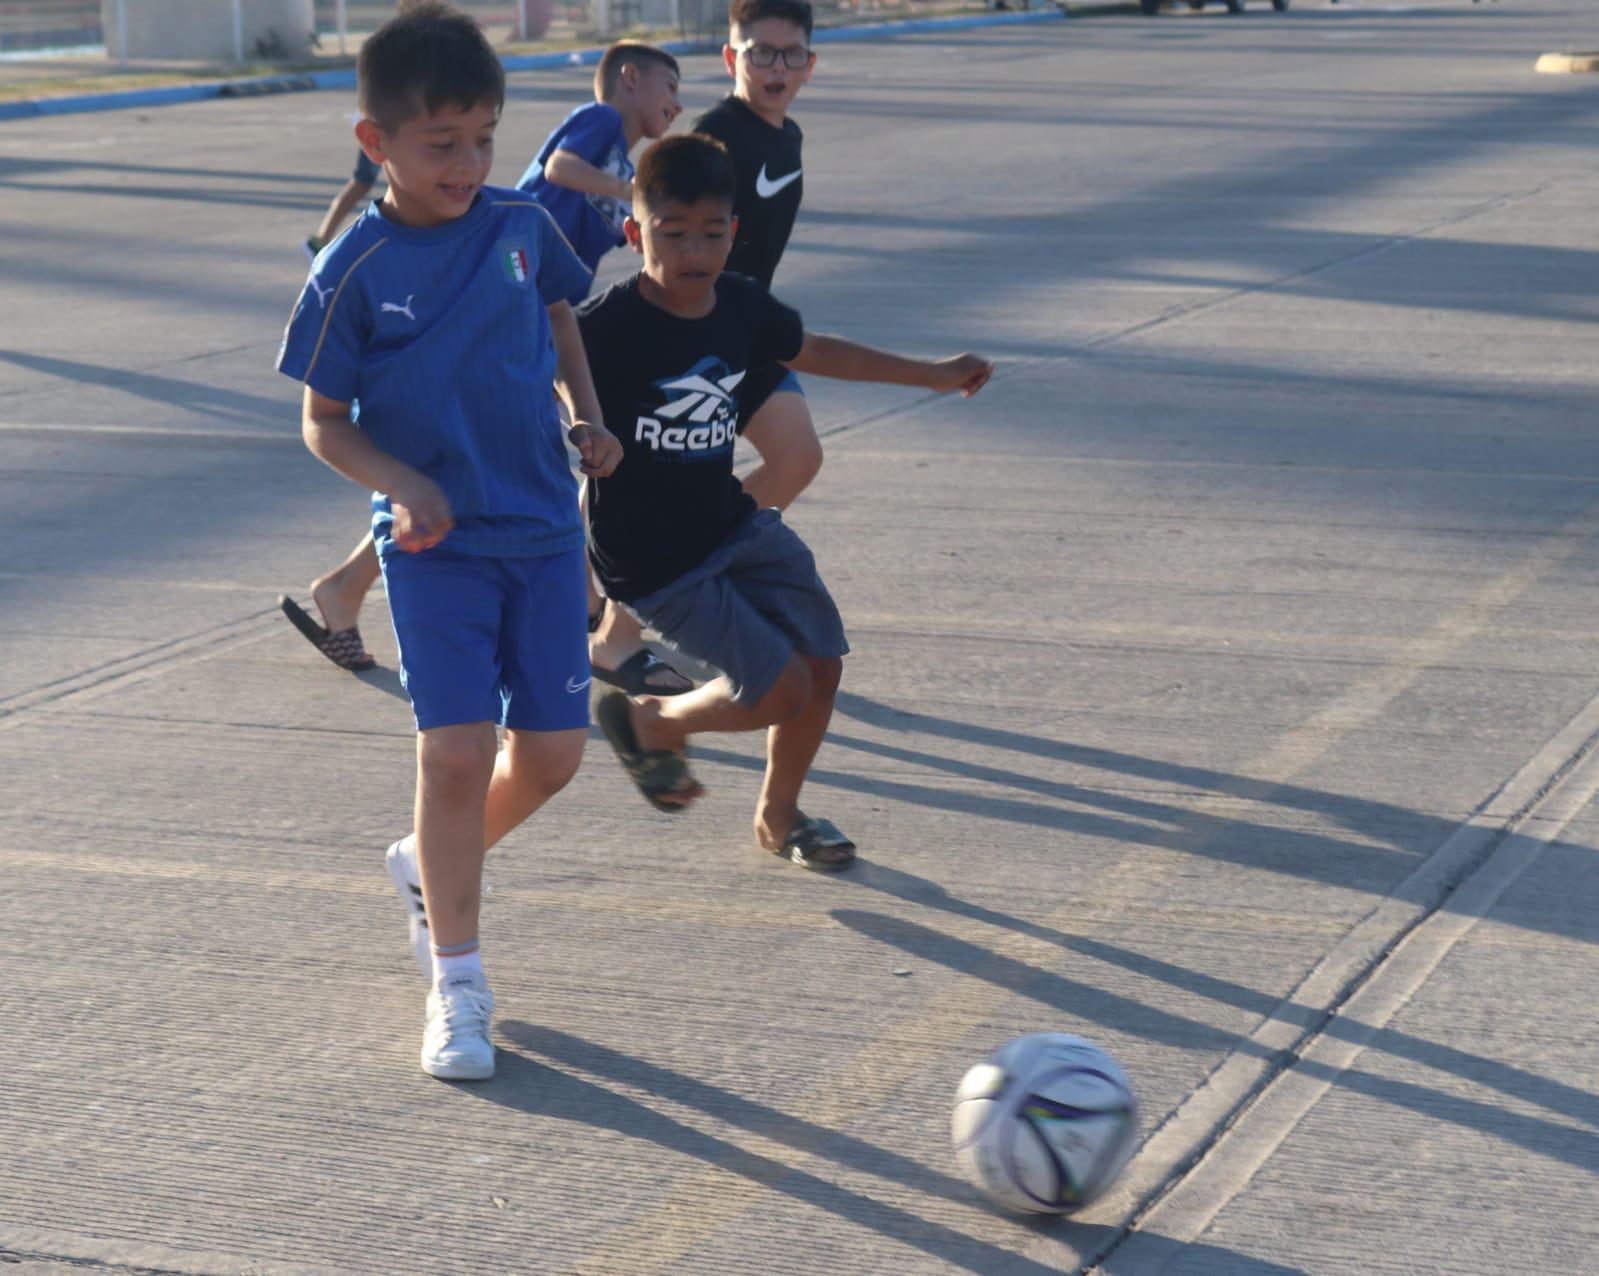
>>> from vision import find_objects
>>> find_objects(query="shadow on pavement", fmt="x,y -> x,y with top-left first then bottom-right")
480,1021 -> 1065,1276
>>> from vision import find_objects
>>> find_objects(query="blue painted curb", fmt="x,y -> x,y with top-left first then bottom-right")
0,6 -> 1070,124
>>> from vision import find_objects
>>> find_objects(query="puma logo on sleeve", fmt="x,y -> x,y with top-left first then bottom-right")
380,295 -> 417,322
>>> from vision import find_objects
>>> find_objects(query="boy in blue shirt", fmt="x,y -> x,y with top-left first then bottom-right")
280,40 -> 690,695
303,149 -> 383,264
517,41 -> 683,304
277,2 -> 621,1082
580,135 -> 991,868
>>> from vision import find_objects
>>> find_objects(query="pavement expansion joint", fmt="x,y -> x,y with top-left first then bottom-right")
1076,682 -> 1599,1272
0,607 -> 280,729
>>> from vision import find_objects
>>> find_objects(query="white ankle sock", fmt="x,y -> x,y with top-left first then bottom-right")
432,945 -> 484,988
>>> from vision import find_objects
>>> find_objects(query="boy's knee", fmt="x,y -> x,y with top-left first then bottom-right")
806,654 -> 842,699
758,656 -> 813,723
419,727 -> 497,793
507,730 -> 585,797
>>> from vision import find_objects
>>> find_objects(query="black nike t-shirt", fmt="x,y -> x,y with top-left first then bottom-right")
693,96 -> 803,289
578,272 -> 806,601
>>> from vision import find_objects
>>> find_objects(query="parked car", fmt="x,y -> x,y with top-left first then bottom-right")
1140,0 -> 1288,11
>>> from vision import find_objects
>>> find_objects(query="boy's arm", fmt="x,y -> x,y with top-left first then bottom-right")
301,386 -> 454,553
547,300 -> 622,478
784,333 -> 994,398
542,149 -> 632,204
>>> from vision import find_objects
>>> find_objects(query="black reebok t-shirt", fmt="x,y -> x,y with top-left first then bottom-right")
578,273 -> 806,601
693,96 -> 803,289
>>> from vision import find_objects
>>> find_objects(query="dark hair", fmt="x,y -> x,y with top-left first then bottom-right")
358,2 -> 505,131
634,134 -> 736,211
729,0 -> 813,40
595,41 -> 680,100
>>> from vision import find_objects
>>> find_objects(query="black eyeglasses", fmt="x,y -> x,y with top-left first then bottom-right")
734,40 -> 813,70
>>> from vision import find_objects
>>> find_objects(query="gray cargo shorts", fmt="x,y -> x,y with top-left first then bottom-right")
623,508 -> 849,705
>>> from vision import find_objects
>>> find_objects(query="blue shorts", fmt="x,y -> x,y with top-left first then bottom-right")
354,149 -> 381,187
625,508 -> 848,705
380,544 -> 590,732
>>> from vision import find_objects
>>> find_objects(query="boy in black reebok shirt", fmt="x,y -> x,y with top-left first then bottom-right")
587,0 -> 821,695
579,134 -> 992,869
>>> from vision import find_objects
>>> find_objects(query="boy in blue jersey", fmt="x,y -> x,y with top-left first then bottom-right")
278,2 -> 621,1082
280,40 -> 691,694
303,149 -> 383,264
580,135 -> 991,869
517,41 -> 683,304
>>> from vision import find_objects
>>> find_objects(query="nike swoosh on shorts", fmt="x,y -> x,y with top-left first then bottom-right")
755,164 -> 802,199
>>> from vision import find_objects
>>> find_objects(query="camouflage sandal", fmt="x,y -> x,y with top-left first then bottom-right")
594,689 -> 700,814
770,816 -> 857,872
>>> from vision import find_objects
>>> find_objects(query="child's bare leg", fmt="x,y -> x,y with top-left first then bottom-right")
482,727 -> 586,850
740,391 -> 821,511
632,652 -> 812,766
620,659 -> 812,810
313,178 -> 374,248
311,531 -> 381,633
580,488 -> 692,693
590,591 -> 651,667
413,722 -> 498,952
755,655 -> 842,848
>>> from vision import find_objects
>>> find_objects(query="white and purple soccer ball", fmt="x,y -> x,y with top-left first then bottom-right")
951,1033 -> 1139,1214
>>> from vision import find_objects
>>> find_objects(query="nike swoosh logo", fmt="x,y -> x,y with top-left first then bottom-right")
565,675 -> 592,694
754,164 -> 802,199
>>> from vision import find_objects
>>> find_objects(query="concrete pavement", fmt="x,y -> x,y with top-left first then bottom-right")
3,1 -> 1598,1271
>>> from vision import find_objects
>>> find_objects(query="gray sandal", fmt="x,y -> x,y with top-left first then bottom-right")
771,816 -> 857,872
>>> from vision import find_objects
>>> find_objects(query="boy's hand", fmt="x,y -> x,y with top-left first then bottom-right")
929,354 -> 995,398
389,473 -> 454,553
569,421 -> 623,478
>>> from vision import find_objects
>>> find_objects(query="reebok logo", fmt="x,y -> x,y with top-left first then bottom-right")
754,165 -> 801,199
656,369 -> 746,422
634,365 -> 746,454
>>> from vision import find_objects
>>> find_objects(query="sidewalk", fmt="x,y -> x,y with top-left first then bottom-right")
0,0 -> 1131,120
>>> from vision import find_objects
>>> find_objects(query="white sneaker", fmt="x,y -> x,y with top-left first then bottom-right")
421,977 -> 495,1080
385,837 -> 432,980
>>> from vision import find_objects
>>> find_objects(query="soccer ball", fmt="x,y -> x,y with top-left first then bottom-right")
951,1033 -> 1139,1214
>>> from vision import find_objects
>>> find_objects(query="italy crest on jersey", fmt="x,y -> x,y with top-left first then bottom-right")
501,241 -> 531,286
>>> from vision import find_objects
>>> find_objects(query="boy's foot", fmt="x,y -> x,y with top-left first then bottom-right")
385,837 -> 432,980
759,813 -> 857,872
309,573 -> 364,638
278,595 -> 376,672
589,600 -> 693,696
594,689 -> 704,812
421,975 -> 495,1081
592,648 -> 695,697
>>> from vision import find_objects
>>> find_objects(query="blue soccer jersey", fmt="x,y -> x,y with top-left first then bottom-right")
278,187 -> 593,559
517,102 -> 632,301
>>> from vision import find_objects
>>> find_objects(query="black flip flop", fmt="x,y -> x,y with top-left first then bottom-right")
593,649 -> 695,697
279,595 -> 377,672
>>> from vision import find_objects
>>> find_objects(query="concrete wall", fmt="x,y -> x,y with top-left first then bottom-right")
101,0 -> 314,62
